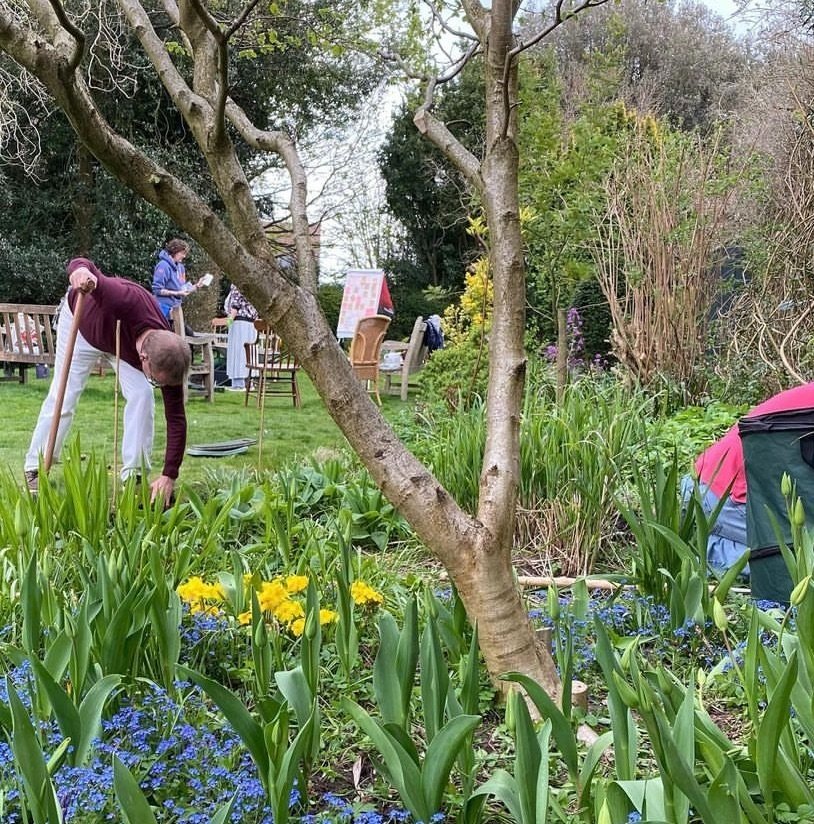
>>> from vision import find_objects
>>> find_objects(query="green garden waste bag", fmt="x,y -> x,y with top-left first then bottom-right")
738,408 -> 814,604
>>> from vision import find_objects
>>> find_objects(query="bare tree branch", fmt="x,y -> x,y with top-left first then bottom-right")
225,100 -> 318,291
45,0 -> 84,70
501,0 -> 609,133
116,0 -> 202,117
185,0 -> 228,140
225,0 -> 263,39
414,102 -> 483,190
459,0 -> 488,41
424,0 -> 476,43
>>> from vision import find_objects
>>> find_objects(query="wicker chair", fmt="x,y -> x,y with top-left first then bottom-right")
349,314 -> 391,405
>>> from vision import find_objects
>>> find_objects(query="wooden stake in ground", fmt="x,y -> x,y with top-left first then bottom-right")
256,328 -> 271,471
44,291 -> 86,474
112,320 -> 121,509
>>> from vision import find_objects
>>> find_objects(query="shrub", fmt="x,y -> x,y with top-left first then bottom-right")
318,284 -> 343,335
417,331 -> 490,410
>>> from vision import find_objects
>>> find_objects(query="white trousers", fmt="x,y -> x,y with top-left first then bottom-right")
25,299 -> 155,479
225,320 -> 257,382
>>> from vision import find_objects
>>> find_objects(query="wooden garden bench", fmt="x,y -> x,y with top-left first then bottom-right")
381,316 -> 429,401
0,303 -> 59,383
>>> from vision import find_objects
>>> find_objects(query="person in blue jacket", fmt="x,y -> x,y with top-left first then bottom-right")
152,238 -> 207,321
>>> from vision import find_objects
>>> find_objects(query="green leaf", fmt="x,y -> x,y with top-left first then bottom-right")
270,710 -> 314,824
577,730 -> 613,808
471,770 -> 524,823
512,693 -> 542,823
397,600 -> 419,718
208,794 -> 237,824
534,718 -> 552,823
593,618 -> 637,780
43,631 -> 72,683
420,713 -> 481,813
113,755 -> 158,824
76,675 -> 122,766
458,623 -> 481,716
420,618 -> 449,744
21,552 -> 42,654
708,757 -> 742,823
275,666 -> 312,728
7,677 -> 62,824
502,672 -> 578,780
373,612 -> 404,726
343,698 -> 427,822
756,650 -> 798,806
30,659 -> 81,761
178,665 -> 269,781
651,708 -> 715,823
607,778 -> 666,822
714,550 -> 750,603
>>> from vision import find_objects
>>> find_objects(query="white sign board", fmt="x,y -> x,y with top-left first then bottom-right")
336,269 -> 385,339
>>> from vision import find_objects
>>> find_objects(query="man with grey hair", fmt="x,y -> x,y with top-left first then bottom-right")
24,257 -> 191,505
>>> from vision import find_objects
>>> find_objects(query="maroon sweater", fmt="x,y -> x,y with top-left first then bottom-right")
66,258 -> 187,479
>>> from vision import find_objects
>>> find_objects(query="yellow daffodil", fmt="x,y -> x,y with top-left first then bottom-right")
284,575 -> 309,594
177,576 -> 225,613
350,580 -> 384,607
319,608 -> 338,625
257,580 -> 288,613
274,599 -> 305,624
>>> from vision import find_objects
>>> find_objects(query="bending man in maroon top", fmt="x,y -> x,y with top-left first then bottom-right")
24,258 -> 191,505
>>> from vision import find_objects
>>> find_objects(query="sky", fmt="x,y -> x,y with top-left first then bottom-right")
704,0 -> 738,12
701,0 -> 743,24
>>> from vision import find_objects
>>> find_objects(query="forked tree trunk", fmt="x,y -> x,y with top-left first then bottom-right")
445,532 -> 560,690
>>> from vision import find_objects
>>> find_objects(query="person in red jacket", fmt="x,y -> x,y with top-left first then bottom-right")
690,382 -> 814,573
24,258 -> 191,505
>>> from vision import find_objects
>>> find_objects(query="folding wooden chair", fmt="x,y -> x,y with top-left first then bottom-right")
380,316 -> 429,401
170,305 -> 215,402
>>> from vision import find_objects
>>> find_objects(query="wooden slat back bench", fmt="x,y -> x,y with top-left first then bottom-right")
0,303 -> 59,383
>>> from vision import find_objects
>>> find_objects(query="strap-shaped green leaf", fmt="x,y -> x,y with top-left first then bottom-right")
502,672 -> 579,781
343,698 -> 427,822
756,650 -> 798,807
113,754 -> 158,824
178,664 -> 269,782
7,677 -> 62,824
421,713 -> 481,814
471,769 -> 523,823
76,674 -> 122,766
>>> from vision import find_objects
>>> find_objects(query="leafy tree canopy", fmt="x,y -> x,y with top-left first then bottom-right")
524,0 -> 753,132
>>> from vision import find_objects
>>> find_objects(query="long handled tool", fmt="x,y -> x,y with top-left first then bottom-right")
43,290 -> 86,474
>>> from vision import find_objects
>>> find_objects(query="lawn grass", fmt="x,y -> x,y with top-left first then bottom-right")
0,369 -> 411,489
